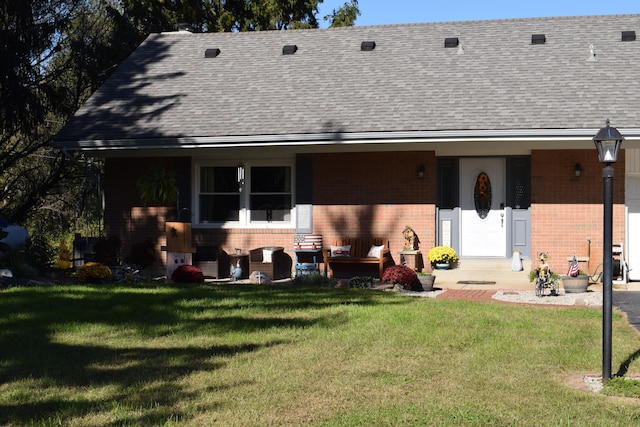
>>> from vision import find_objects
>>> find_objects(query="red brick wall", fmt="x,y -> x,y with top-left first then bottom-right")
191,228 -> 294,255
311,151 -> 437,258
531,149 -> 625,274
104,157 -> 183,268
104,152 -> 438,272
105,149 -> 624,277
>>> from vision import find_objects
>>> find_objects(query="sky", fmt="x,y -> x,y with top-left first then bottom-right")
318,0 -> 639,28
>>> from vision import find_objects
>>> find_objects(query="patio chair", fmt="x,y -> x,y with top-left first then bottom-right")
193,246 -> 230,279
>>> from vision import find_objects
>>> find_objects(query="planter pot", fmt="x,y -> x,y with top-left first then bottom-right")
418,275 -> 436,291
435,263 -> 450,270
562,275 -> 589,293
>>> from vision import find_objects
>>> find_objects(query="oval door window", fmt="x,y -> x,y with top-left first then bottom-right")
474,172 -> 491,219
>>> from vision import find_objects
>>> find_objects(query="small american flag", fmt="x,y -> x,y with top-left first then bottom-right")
567,255 -> 580,277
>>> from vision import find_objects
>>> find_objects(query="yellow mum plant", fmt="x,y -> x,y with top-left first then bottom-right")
77,262 -> 112,283
427,246 -> 458,265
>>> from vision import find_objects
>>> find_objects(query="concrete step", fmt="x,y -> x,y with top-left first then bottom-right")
430,258 -> 533,290
450,258 -> 533,271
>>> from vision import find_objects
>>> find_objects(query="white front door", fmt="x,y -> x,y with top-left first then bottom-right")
459,158 -> 506,257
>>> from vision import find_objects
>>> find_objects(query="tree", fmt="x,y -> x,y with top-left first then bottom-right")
0,0 -> 136,246
0,1 -> 80,227
0,0 -> 360,267
325,0 -> 360,27
118,0 -> 360,34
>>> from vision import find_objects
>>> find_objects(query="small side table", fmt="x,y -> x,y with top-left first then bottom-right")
294,249 -> 324,277
399,250 -> 424,272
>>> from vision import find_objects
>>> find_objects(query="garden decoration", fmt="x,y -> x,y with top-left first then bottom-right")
162,222 -> 197,282
561,255 -> 589,293
532,252 -> 558,297
57,241 -> 72,270
231,260 -> 243,281
511,249 -> 523,271
402,226 -> 420,251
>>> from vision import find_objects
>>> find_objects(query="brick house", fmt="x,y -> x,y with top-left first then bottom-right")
52,14 -> 640,280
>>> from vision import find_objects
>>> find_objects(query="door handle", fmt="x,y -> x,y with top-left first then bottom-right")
500,212 -> 504,227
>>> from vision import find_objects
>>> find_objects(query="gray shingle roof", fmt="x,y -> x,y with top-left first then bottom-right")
52,14 -> 640,148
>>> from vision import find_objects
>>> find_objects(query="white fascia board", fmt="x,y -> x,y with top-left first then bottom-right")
55,128 -> 640,151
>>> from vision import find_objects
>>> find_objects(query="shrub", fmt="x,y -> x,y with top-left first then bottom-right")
172,265 -> 204,283
77,262 -> 112,283
528,269 -> 561,290
348,276 -> 375,289
292,272 -> 335,286
382,265 -> 422,291
27,232 -> 57,272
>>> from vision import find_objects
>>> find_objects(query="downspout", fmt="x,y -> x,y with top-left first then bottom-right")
587,237 -> 591,275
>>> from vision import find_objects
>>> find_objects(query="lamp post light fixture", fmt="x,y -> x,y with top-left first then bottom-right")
593,119 -> 624,382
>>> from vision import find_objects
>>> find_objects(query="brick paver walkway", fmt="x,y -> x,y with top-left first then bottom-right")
436,289 -> 497,302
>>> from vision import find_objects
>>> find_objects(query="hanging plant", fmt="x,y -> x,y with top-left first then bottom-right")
136,166 -> 178,206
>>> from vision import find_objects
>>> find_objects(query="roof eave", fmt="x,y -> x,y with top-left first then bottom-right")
51,128 -> 640,151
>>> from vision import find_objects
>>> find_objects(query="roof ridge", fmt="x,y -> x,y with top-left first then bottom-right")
154,13 -> 640,37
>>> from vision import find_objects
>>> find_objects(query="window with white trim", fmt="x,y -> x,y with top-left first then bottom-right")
196,163 -> 293,226
249,166 -> 292,222
199,166 -> 240,222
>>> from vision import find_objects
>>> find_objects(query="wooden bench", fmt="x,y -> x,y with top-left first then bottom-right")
323,237 -> 392,279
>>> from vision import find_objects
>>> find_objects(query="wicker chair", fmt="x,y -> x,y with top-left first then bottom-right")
193,246 -> 230,279
249,246 -> 292,280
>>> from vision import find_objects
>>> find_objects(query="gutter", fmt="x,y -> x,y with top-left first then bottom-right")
52,128 -> 640,151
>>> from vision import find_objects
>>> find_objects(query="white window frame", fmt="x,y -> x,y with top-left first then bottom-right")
193,160 -> 295,228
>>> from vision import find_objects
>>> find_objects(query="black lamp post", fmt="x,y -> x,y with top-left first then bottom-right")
593,119 -> 624,381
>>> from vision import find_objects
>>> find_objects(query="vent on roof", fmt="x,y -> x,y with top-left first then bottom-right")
444,37 -> 459,48
531,34 -> 546,45
175,22 -> 193,32
361,41 -> 376,51
622,31 -> 636,42
204,48 -> 221,58
586,43 -> 598,62
282,44 -> 298,55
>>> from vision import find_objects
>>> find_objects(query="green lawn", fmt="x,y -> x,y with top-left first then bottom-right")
1,283 -> 639,426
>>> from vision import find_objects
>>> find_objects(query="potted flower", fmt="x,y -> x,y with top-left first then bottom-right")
562,269 -> 589,293
427,246 -> 458,269
381,265 -> 423,291
417,271 -> 435,291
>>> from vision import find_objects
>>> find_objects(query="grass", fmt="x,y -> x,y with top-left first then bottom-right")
1,283 -> 640,426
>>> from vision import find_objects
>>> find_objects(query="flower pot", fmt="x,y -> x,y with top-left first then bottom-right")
562,275 -> 589,293
435,263 -> 450,270
418,275 -> 435,291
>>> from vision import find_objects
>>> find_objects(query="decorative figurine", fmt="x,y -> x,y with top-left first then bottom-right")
535,252 -> 557,296
231,260 -> 243,281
